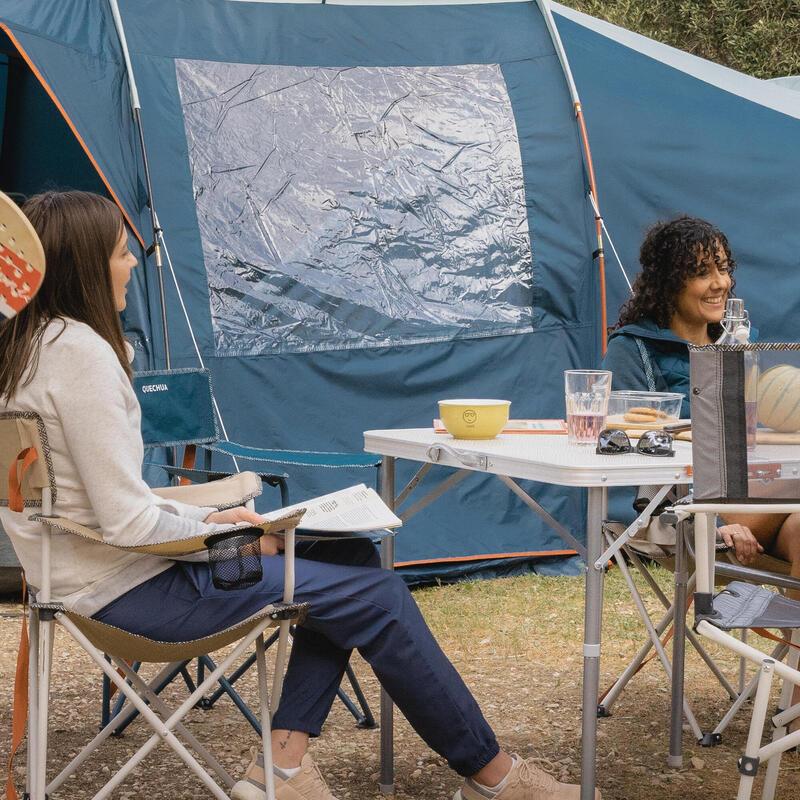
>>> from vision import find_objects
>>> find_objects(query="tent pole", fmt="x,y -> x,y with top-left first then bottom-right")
535,0 -> 608,354
107,0 -> 171,368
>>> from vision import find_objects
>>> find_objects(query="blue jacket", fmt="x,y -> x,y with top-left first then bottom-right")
602,320 -> 693,418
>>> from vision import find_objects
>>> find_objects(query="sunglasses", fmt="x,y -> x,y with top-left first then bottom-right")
596,428 -> 675,457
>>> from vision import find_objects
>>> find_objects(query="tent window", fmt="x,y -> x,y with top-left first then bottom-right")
177,60 -> 533,356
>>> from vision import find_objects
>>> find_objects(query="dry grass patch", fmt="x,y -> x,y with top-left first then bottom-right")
2,565 -> 800,798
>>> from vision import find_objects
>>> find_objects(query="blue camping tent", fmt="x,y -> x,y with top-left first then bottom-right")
554,3 -> 800,337
1,0 -> 799,588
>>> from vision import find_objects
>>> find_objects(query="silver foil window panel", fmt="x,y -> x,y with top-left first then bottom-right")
176,60 -> 533,356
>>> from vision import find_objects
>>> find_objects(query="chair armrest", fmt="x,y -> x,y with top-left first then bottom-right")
152,471 -> 262,509
29,509 -> 306,557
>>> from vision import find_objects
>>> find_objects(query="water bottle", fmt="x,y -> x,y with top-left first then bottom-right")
717,298 -> 758,450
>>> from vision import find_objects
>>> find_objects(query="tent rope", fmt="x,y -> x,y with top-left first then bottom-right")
158,225 -> 241,471
588,191 -> 632,292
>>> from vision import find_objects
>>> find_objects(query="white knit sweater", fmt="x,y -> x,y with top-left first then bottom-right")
0,318 -> 239,616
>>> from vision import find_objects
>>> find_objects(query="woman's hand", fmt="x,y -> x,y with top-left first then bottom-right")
718,523 -> 764,565
204,506 -> 264,526
204,507 -> 284,555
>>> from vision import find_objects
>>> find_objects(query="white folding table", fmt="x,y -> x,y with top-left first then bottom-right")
363,428 -> 693,799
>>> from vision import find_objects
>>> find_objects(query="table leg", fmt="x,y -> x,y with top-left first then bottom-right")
581,487 -> 605,800
379,455 -> 395,794
669,487 -> 690,767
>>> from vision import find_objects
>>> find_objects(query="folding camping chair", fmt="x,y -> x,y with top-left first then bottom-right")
599,496 -> 799,746
113,366 -> 380,732
135,367 -> 383,504
667,341 -> 800,799
1,410 -> 308,800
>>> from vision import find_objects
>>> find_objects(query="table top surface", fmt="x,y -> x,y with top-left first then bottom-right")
364,428 -> 694,487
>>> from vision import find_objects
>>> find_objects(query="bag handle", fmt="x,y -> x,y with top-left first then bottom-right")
8,447 -> 38,512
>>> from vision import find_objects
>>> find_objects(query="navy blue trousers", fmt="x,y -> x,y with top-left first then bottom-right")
93,539 -> 499,776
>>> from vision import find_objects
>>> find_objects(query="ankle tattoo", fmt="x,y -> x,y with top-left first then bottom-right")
278,731 -> 294,751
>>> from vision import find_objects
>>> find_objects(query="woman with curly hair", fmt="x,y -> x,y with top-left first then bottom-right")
602,215 -> 736,419
603,216 -> 771,567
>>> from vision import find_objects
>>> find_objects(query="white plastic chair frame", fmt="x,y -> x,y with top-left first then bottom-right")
1,410 -> 306,800
674,503 -> 800,800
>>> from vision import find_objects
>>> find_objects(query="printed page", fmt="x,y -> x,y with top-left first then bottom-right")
261,484 -> 401,532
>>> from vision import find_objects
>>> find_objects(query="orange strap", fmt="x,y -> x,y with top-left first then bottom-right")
179,445 -> 196,487
6,572 -> 28,800
752,627 -> 800,653
8,447 -> 38,513
106,660 -> 134,700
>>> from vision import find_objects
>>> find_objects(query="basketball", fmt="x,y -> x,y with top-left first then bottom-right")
757,364 -> 800,432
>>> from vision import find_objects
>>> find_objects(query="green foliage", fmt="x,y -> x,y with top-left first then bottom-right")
560,0 -> 800,79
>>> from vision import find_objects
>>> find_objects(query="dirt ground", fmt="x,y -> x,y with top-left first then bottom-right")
2,570 -> 800,800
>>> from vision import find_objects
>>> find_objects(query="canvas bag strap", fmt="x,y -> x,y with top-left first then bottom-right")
6,571 -> 28,800
634,337 -> 657,392
8,447 -> 38,512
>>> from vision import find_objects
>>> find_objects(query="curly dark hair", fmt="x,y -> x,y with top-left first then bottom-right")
612,215 -> 737,336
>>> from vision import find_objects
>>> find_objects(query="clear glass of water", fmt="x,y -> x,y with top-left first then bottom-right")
564,370 -> 612,445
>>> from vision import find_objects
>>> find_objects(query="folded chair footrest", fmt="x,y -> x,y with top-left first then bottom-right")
697,581 -> 800,630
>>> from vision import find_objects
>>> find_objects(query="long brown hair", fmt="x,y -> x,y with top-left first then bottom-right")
0,190 -> 132,401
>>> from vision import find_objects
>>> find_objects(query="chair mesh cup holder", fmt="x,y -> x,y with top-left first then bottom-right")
205,529 -> 263,590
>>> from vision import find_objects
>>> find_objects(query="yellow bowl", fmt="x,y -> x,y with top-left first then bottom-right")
438,399 -> 511,439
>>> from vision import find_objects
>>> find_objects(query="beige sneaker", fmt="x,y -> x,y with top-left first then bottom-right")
231,747 -> 339,800
454,755 -> 601,800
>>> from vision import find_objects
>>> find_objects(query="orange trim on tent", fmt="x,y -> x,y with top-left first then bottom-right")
0,23 -> 146,249
394,549 -> 577,568
575,102 -> 607,356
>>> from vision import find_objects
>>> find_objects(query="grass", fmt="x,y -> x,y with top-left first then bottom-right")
3,562 -> 799,799
560,0 -> 800,79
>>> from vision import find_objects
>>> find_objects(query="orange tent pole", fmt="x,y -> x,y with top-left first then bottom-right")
534,0 -> 609,355
575,102 -> 608,354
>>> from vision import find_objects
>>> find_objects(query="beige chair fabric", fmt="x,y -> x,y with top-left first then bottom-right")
59,602 -> 307,663
152,471 -> 262,509
0,412 -> 53,504
32,507 -> 305,556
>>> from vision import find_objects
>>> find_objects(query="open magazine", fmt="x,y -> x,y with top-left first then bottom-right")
259,484 -> 402,534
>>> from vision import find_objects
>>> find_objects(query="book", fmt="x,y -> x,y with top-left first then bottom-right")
259,484 -> 402,533
433,418 -> 567,435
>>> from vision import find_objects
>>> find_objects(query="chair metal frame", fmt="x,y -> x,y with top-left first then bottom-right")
674,505 -> 800,800
600,516 -> 800,746
117,367 -> 381,734
1,410 -> 307,800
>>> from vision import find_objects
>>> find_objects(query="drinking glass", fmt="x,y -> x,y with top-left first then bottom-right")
564,370 -> 612,445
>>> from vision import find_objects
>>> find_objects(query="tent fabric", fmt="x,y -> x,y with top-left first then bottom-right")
552,3 -> 800,345
0,1 -> 146,241
4,0 -> 799,577
110,0 -> 598,569
770,76 -> 800,93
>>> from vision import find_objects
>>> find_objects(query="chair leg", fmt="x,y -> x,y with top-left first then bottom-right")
26,610 -> 39,800
762,630 -> 800,800
58,613 -> 269,800
256,633 -> 277,800
271,620 -> 292,713
33,615 -> 54,800
737,659 -> 775,800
